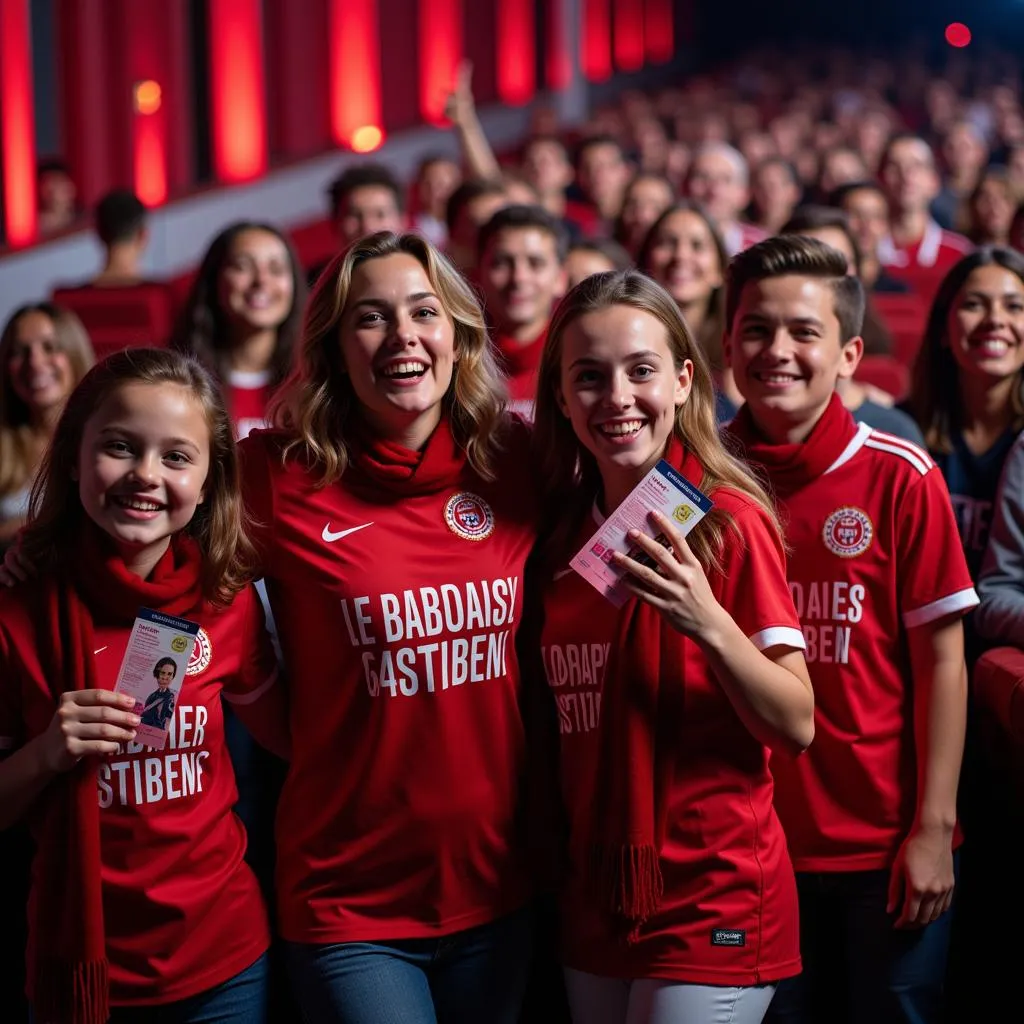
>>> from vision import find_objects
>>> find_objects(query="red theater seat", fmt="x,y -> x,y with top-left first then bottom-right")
289,218 -> 339,274
975,647 -> 1024,747
51,283 -> 175,360
873,293 -> 929,367
854,355 -> 910,402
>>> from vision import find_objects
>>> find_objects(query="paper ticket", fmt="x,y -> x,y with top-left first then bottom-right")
570,460 -> 713,608
113,608 -> 200,751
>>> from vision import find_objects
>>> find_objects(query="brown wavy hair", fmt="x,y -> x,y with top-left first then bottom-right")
533,269 -> 780,571
22,348 -> 253,605
271,230 -> 508,484
0,303 -> 94,498
908,245 -> 1024,453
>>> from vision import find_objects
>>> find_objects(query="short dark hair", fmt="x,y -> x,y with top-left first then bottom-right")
36,156 -> 72,180
755,156 -> 800,184
445,179 -> 507,235
327,164 -> 404,220
476,204 -> 569,262
829,179 -> 888,209
574,134 -> 625,168
154,657 -> 178,679
520,134 -> 570,163
879,132 -> 935,174
780,204 -> 862,275
567,238 -> 632,271
726,235 -> 865,342
95,189 -> 147,246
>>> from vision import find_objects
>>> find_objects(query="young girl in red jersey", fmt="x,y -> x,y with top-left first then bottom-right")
240,232 -> 540,1023
532,269 -> 814,1024
0,348 -> 285,1024
172,221 -> 307,441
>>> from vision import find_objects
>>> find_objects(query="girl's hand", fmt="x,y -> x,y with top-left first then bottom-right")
613,511 -> 726,642
41,691 -> 140,773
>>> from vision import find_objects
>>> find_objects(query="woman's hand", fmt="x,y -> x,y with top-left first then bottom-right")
613,511 -> 727,642
41,691 -> 140,773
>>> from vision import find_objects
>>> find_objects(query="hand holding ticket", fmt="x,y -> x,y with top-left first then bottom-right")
571,460 -> 713,608
112,608 -> 200,750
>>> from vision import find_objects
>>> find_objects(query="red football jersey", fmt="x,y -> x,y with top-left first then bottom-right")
767,423 -> 978,871
541,487 -> 805,984
878,220 -> 972,301
227,370 -> 274,440
239,423 -> 540,944
0,585 -> 278,1005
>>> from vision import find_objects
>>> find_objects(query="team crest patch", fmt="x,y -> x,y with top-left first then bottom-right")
823,507 -> 874,558
444,492 -> 495,541
187,628 -> 213,676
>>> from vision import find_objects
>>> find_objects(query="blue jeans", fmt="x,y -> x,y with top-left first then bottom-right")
30,953 -> 269,1024
283,907 -> 533,1024
766,859 -> 958,1024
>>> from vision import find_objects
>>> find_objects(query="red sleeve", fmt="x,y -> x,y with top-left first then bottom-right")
715,499 -> 806,653
237,430 -> 276,576
898,468 -> 979,629
220,587 -> 289,759
221,587 -> 281,703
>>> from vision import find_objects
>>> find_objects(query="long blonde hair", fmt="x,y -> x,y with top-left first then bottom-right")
534,270 -> 780,570
0,303 -> 94,497
23,348 -> 254,606
271,231 -> 508,483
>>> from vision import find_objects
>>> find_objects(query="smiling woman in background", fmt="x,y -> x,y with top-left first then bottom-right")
0,303 -> 94,547
173,221 -> 307,440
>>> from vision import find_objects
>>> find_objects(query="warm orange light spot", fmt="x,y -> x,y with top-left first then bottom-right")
134,79 -> 162,115
351,125 -> 384,153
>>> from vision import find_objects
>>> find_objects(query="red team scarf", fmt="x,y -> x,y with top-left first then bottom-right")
590,436 -> 697,941
727,391 -> 857,499
34,524 -> 203,1024
349,414 -> 467,495
493,329 -> 547,398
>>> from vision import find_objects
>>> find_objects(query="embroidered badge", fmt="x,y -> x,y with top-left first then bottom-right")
823,507 -> 874,558
711,929 -> 746,947
187,627 -> 213,676
444,492 -> 495,541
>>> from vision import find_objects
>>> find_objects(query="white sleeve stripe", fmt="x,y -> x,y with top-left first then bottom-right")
867,430 -> 935,469
750,625 -> 807,652
864,437 -> 933,476
903,588 -> 980,628
223,667 -> 279,706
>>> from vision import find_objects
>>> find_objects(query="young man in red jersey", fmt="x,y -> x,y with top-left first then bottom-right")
877,134 -> 972,301
477,204 -> 567,415
724,236 -> 977,1024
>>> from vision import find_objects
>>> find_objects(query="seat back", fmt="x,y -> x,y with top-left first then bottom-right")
51,283 -> 175,360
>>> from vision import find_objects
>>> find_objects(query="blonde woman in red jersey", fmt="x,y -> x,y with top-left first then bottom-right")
240,232 -> 540,1023
531,270 -> 814,1024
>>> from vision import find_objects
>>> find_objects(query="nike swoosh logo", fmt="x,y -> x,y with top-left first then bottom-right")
554,568 -> 574,581
322,521 -> 374,543
93,646 -> 108,655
